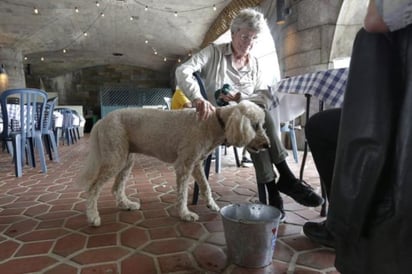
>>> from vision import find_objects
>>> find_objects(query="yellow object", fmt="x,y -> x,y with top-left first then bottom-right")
171,89 -> 192,109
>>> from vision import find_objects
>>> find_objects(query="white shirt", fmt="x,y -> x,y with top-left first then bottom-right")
376,0 -> 412,31
175,42 -> 269,107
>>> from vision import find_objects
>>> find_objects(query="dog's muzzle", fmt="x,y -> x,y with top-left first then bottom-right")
246,131 -> 270,153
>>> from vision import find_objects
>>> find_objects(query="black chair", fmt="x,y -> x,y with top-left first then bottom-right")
191,71 -> 240,205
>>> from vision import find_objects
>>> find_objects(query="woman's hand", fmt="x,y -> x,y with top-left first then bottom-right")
193,98 -> 215,120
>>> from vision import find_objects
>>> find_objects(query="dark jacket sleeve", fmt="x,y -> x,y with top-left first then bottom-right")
327,28 -> 400,241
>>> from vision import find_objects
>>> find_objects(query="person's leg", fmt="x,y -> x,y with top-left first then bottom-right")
302,108 -> 341,248
250,150 -> 285,220
251,109 -> 324,209
305,108 -> 341,197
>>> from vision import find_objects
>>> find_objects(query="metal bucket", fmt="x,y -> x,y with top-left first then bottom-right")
220,203 -> 281,268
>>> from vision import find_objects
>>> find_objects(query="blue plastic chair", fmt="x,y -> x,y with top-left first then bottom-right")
54,107 -> 76,145
42,97 -> 59,161
0,88 -> 48,177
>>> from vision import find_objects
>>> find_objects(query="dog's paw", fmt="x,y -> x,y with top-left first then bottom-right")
88,215 -> 101,227
181,211 -> 199,222
207,201 -> 220,212
118,199 -> 141,211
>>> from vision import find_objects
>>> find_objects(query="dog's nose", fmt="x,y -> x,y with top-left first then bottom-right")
263,143 -> 270,149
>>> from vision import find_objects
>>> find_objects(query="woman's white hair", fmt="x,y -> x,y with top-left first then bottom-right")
230,8 -> 267,34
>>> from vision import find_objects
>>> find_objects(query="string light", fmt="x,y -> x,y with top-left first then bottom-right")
28,1 -> 214,65
133,0 -> 226,15
120,1 -> 225,63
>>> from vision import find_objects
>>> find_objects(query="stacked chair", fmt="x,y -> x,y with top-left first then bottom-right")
42,97 -> 59,161
54,107 -> 77,145
0,88 -> 48,177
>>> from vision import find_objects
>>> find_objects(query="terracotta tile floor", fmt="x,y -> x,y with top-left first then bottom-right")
0,135 -> 339,274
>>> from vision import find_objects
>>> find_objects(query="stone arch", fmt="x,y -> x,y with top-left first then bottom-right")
329,0 -> 368,68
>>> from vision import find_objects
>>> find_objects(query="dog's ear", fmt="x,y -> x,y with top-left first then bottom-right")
225,108 -> 255,146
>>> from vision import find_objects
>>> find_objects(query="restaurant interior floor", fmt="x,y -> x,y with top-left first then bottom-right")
0,135 -> 338,274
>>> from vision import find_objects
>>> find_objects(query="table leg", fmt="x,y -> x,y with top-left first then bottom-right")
299,94 -> 311,181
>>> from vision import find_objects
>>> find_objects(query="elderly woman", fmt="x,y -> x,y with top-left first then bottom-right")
175,8 -> 323,220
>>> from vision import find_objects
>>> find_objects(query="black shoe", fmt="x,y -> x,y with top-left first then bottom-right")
303,220 -> 335,248
268,189 -> 286,222
277,178 -> 324,207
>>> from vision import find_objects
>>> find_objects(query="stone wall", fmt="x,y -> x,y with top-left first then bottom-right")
26,64 -> 171,117
0,47 -> 26,91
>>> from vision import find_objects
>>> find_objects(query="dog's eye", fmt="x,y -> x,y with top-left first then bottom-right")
254,123 -> 260,131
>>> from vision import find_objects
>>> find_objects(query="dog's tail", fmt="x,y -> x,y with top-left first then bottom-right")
76,120 -> 102,189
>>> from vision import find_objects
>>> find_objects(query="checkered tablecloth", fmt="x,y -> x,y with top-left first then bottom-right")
275,68 -> 349,108
0,104 -> 35,132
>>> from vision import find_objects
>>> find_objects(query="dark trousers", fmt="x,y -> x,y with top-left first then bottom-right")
305,108 -> 341,198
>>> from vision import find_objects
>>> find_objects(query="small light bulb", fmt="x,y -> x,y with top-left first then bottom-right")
164,57 -> 167,62
33,7 -> 39,14
83,32 -> 88,36
41,57 -> 44,61
100,12 -> 105,17
145,6 -> 148,11
63,49 -> 67,53
174,11 -> 178,17
96,1 -> 100,7
145,40 -> 148,44
130,16 -> 133,21
213,5 -> 216,11
75,7 -> 79,13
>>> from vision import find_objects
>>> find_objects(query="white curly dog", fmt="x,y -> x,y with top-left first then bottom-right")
78,100 -> 270,226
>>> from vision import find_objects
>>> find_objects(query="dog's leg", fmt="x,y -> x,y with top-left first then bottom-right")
86,174 -> 109,227
112,154 -> 140,211
191,162 -> 220,212
175,164 -> 199,222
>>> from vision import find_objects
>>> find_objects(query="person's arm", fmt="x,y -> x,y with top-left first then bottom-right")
364,0 -> 412,32
175,46 -> 216,119
364,0 -> 389,32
